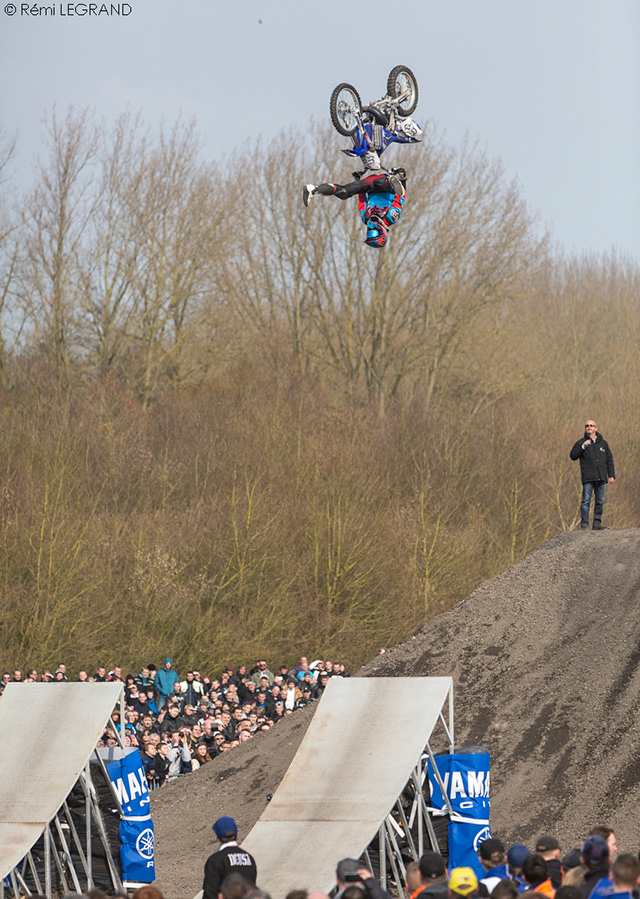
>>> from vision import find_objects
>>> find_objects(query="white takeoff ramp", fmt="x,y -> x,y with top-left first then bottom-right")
242,676 -> 453,897
0,682 -> 123,879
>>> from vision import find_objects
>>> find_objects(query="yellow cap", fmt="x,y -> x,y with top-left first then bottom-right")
448,868 -> 479,896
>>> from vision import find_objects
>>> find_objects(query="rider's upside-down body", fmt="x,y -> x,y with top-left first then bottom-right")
303,161 -> 407,249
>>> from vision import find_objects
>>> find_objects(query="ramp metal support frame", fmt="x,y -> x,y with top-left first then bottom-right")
357,679 -> 455,892
1,693 -> 126,899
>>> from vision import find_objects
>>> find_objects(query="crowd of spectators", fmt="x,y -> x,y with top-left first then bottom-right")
402,828 -> 640,899
20,826 -> 640,899
0,655 -> 351,787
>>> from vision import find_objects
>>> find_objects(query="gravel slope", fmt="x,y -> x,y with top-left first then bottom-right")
152,529 -> 640,898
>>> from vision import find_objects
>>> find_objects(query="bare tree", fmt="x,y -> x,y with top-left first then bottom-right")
216,125 -> 335,376
77,111 -> 147,375
0,128 -> 20,382
18,107 -> 99,388
124,119 -> 224,405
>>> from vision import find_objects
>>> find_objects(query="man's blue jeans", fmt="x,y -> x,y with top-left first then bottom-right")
581,480 -> 606,528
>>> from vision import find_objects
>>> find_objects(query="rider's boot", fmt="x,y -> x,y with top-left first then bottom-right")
388,175 -> 405,198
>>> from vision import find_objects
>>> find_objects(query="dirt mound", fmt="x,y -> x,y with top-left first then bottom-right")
152,529 -> 640,898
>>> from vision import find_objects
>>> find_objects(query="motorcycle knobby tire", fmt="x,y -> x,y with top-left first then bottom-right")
330,83 -> 362,136
387,65 -> 419,117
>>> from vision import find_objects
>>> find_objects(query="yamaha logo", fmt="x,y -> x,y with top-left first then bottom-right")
473,827 -> 492,851
136,828 -> 155,860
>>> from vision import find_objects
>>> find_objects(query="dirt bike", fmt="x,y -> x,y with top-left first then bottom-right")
329,65 -> 421,163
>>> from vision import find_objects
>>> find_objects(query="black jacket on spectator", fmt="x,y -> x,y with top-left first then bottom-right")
546,858 -> 563,890
202,843 -> 257,899
580,866 -> 611,899
570,432 -> 615,484
160,713 -> 185,734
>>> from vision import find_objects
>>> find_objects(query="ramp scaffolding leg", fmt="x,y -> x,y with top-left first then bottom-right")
351,685 -> 455,893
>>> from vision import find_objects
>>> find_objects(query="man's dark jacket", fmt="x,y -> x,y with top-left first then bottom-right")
202,842 -> 257,899
579,865 -> 610,899
546,858 -> 563,890
570,432 -> 615,483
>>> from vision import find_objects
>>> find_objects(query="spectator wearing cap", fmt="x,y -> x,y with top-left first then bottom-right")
536,837 -> 563,889
417,852 -> 448,899
448,868 -> 480,899
519,854 -> 555,897
479,839 -> 509,893
579,836 -> 611,899
335,859 -> 393,899
587,828 -> 617,860
336,859 -> 362,896
507,845 -> 531,884
202,816 -> 257,899
562,845 -> 584,874
295,684 -> 313,709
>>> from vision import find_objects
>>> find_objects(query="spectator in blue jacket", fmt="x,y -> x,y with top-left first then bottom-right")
155,658 -> 178,709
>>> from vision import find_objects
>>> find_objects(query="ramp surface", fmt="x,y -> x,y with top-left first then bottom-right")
0,682 -> 123,878
242,676 -> 452,897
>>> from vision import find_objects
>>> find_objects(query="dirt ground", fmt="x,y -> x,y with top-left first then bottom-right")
152,528 -> 640,898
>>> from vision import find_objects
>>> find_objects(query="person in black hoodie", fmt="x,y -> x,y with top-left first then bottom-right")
570,420 -> 615,530
535,836 -> 563,890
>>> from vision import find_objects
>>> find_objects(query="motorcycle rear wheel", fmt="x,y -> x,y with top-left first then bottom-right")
387,65 -> 419,117
330,83 -> 362,136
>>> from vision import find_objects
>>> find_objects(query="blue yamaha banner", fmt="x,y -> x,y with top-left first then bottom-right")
106,749 -> 155,882
427,750 -> 491,878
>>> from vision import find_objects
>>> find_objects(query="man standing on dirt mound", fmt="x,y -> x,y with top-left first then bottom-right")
202,816 -> 257,899
570,420 -> 615,530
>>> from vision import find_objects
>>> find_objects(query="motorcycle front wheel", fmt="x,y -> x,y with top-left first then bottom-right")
329,83 -> 362,136
387,65 -> 419,116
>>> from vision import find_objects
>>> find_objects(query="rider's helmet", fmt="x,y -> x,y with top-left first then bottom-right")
365,214 -> 388,249
398,118 -> 422,140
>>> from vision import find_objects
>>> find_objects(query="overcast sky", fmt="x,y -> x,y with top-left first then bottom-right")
1,0 -> 639,259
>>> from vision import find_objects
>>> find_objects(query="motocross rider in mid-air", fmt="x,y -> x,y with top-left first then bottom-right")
303,116 -> 421,249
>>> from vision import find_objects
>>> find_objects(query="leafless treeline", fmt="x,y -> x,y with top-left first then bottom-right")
0,109 -> 639,673
1,108 -> 551,411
